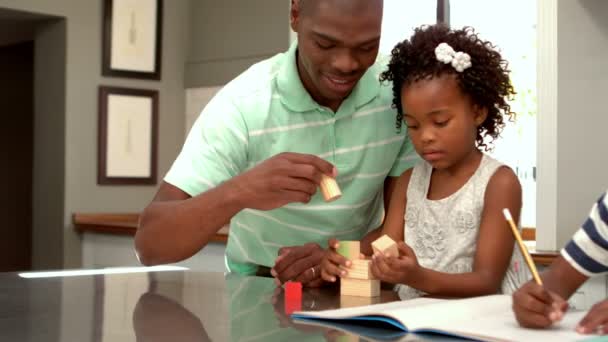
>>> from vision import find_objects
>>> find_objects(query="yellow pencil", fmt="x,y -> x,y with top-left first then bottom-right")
502,208 -> 543,285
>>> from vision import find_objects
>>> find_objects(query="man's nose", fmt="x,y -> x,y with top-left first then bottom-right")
332,50 -> 359,75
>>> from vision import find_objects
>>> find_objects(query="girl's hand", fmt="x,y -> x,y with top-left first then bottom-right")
319,238 -> 352,282
371,242 -> 421,285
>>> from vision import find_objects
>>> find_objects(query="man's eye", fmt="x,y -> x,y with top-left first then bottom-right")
359,45 -> 377,52
316,41 -> 334,50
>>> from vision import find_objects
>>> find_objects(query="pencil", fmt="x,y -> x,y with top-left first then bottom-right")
502,208 -> 543,285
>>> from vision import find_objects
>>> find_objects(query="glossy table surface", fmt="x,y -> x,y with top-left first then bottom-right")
0,269 -> 467,341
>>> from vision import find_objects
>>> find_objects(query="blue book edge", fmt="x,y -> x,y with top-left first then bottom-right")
291,314 -> 486,341
292,314 -> 407,330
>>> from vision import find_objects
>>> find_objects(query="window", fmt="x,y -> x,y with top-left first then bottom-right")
381,0 -> 537,227
380,0 -> 437,55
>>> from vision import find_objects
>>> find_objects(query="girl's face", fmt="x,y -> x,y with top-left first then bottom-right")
400,74 -> 487,170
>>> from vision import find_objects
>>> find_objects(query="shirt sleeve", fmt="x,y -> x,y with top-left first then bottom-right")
388,133 -> 420,177
561,190 -> 608,277
164,91 -> 249,196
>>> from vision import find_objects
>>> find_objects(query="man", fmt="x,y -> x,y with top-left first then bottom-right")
135,0 -> 417,287
512,190 -> 608,335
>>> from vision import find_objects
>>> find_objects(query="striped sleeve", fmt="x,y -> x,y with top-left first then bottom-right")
561,190 -> 608,277
164,92 -> 248,196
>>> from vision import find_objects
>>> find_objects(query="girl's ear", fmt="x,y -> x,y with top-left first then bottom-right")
473,105 -> 488,126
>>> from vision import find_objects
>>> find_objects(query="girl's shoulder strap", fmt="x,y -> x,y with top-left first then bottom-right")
406,160 -> 432,202
475,154 -> 510,189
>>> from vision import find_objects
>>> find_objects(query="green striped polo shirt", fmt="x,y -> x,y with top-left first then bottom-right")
165,41 -> 418,275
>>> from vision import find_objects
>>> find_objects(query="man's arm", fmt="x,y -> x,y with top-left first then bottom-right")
135,181 -> 243,266
136,153 -> 336,266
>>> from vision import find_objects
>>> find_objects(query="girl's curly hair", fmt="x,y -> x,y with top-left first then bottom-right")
379,25 -> 516,151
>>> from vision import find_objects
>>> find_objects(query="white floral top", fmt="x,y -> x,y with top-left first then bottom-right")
397,154 -> 530,299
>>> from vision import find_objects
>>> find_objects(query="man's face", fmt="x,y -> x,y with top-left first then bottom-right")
291,0 -> 383,111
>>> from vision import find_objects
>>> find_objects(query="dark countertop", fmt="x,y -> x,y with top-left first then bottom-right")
1,269 -> 431,342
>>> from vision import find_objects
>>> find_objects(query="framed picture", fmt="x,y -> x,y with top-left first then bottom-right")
98,86 -> 158,185
102,0 -> 163,80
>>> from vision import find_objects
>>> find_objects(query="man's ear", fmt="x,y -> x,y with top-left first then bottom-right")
474,105 -> 488,126
290,0 -> 300,33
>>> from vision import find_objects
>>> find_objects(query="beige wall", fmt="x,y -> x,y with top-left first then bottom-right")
185,0 -> 290,87
0,0 -> 190,268
537,0 -> 608,249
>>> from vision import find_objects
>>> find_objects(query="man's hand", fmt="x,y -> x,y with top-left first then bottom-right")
230,153 -> 336,211
271,243 -> 325,287
512,281 -> 568,329
576,300 -> 608,334
370,242 -> 420,285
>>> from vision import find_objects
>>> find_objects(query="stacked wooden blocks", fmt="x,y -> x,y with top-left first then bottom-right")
337,241 -> 379,297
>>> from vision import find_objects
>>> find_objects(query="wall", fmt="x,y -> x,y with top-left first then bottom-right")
537,0 -> 608,249
0,8 -> 50,46
185,0 -> 290,87
0,0 -> 190,268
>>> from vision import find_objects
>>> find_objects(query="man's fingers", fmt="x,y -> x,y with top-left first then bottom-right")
282,153 -> 336,177
305,277 -> 325,288
280,255 -> 319,283
290,164 -> 324,185
280,189 -> 313,205
274,246 -> 314,274
328,238 -> 339,250
322,260 -> 347,282
280,177 -> 318,195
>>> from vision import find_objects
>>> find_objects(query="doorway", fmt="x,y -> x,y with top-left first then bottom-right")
0,41 -> 34,271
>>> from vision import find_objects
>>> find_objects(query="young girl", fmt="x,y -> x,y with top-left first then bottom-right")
320,25 -> 529,299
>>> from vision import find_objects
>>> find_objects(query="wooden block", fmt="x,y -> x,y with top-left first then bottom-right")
320,174 -> 342,202
340,278 -> 380,297
340,295 -> 381,308
345,259 -> 375,280
371,234 -> 398,258
337,240 -> 360,261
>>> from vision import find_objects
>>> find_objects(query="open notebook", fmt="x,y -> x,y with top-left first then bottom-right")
292,295 -> 597,342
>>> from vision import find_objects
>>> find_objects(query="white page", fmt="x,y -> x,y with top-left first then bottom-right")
441,309 -> 591,342
296,295 -> 598,341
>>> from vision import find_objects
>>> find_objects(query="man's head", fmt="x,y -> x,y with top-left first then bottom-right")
290,0 -> 383,111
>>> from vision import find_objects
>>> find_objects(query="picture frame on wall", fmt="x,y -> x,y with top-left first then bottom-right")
98,86 -> 158,185
102,0 -> 163,80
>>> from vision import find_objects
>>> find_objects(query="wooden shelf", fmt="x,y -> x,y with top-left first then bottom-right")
72,216 -> 557,265
521,228 -> 559,266
72,213 -> 228,243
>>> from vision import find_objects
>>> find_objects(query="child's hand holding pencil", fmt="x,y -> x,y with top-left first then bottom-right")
505,208 -> 569,329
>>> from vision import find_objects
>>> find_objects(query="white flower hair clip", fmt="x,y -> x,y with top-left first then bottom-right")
434,42 -> 472,72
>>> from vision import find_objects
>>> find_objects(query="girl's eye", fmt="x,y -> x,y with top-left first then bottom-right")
406,123 -> 419,130
435,120 -> 449,127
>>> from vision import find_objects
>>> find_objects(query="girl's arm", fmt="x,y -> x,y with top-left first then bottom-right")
360,172 -> 412,255
403,166 -> 522,297
320,172 -> 411,281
